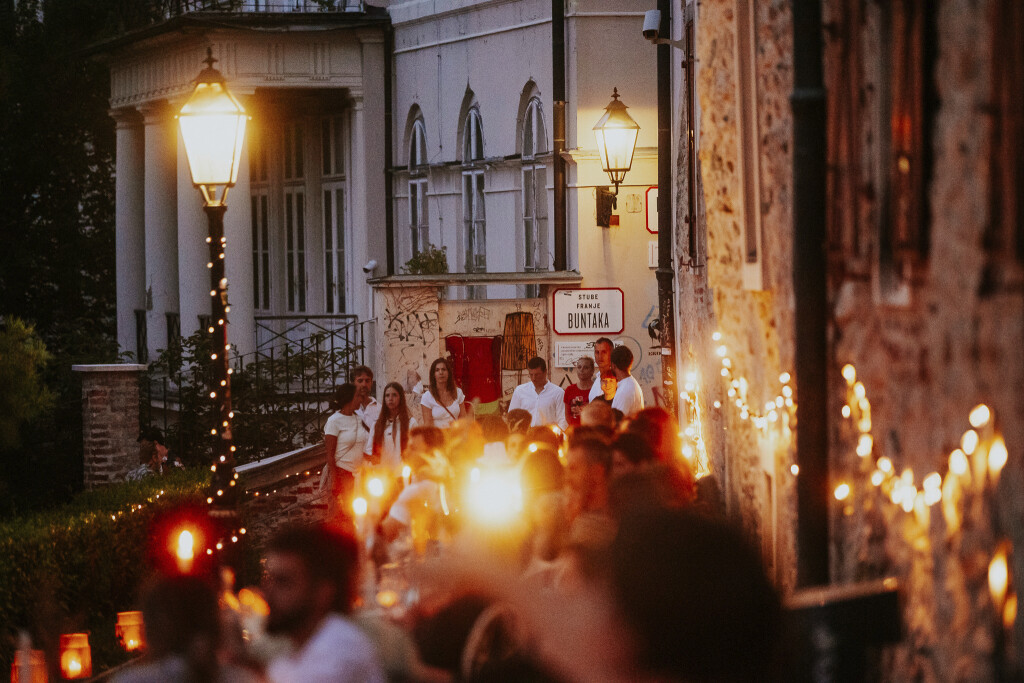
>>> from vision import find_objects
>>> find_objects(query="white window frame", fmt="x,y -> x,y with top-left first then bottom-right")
521,98 -> 548,296
409,118 -> 429,255
250,190 -> 271,312
462,108 -> 486,299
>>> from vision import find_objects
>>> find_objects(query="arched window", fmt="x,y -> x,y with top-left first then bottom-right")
461,108 -> 486,296
521,98 -> 548,296
409,117 -> 428,255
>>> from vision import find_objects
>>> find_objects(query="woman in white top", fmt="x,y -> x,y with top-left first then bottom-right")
323,382 -> 368,516
419,357 -> 474,429
365,382 -> 418,474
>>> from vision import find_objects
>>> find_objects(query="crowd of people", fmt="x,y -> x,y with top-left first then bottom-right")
116,341 -> 785,682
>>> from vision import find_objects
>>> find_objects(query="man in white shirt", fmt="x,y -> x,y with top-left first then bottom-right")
588,337 -> 616,402
508,357 -> 569,430
263,524 -> 386,683
351,365 -> 380,428
609,345 -> 645,418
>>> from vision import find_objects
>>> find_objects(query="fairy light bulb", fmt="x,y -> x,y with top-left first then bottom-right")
834,483 -> 851,501
856,434 -> 873,457
961,430 -> 979,455
969,404 -> 991,429
841,364 -> 856,384
990,546 -> 1009,608
989,436 -> 1008,478
949,449 -> 969,476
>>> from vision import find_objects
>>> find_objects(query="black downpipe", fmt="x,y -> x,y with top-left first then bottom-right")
384,26 -> 395,276
656,0 -> 677,417
791,0 -> 829,588
552,0 -> 567,271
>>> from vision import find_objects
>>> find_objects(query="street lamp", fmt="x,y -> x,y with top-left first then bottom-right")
593,87 -> 640,196
178,48 -> 248,512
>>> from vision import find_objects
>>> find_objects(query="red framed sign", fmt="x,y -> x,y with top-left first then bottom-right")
646,186 -> 658,234
552,288 -> 625,335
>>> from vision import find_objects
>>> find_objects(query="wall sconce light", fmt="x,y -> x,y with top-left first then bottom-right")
59,634 -> 91,680
116,611 -> 145,653
593,87 -> 640,227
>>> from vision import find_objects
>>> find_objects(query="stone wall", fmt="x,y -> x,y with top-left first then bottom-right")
692,0 -> 1024,677
237,445 -> 329,547
72,364 -> 146,489
692,0 -> 798,590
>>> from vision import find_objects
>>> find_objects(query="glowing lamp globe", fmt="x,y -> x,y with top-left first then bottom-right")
593,88 -> 640,192
59,634 -> 91,680
178,48 -> 248,206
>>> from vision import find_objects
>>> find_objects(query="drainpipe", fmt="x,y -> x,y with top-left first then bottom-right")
552,0 -> 567,271
384,25 -> 395,276
791,0 -> 829,588
656,0 -> 677,417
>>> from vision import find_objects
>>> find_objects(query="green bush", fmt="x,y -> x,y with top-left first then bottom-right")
403,243 -> 449,275
0,469 -> 212,677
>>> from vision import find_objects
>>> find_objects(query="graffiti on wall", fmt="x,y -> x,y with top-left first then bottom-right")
381,288 -> 439,367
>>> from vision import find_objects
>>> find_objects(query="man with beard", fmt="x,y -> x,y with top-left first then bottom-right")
263,524 -> 384,683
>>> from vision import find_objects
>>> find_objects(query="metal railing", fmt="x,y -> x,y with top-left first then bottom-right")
162,0 -> 365,16
141,316 -> 373,464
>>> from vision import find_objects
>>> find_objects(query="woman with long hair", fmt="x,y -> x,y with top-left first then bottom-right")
420,357 -> 474,429
323,382 -> 368,517
365,381 -> 417,474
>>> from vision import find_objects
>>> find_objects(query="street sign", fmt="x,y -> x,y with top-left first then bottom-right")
552,288 -> 625,335
646,186 -> 658,233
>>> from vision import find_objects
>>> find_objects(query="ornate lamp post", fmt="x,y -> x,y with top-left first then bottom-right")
178,48 -> 248,512
593,87 -> 640,197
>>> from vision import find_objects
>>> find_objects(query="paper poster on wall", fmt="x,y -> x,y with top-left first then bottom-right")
552,288 -> 625,335
555,341 -> 595,367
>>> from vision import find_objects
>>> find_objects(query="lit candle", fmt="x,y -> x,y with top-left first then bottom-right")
59,633 -> 92,679
116,611 -> 145,652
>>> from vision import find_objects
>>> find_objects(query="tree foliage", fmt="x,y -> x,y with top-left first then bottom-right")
0,317 -> 55,450
0,0 -> 129,511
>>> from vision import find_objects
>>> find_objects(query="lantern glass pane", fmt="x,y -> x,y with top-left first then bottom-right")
179,82 -> 248,187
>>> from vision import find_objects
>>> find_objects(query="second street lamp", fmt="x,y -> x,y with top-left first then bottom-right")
178,48 -> 248,513
593,87 -> 640,196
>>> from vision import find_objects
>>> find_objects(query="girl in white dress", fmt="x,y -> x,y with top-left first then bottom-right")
420,357 -> 473,429
365,382 -> 418,475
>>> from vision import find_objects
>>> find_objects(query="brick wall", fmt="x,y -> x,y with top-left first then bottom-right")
72,364 -> 146,489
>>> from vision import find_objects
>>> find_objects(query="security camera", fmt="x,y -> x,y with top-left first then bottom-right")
643,10 -> 661,41
642,9 -> 685,48
362,259 -> 378,274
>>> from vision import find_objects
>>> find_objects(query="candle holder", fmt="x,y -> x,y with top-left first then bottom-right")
59,633 -> 91,680
116,611 -> 145,652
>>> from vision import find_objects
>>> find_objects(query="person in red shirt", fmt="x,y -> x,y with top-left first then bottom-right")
564,356 -> 597,427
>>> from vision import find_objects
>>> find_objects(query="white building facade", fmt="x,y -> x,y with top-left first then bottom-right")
105,9 -> 389,362
106,0 -> 665,404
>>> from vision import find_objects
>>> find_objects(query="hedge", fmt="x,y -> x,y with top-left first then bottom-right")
0,469 -> 209,679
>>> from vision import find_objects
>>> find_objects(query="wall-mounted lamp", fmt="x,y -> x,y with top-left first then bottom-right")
593,88 -> 639,226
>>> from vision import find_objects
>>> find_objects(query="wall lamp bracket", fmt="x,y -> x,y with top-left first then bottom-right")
597,185 -> 620,227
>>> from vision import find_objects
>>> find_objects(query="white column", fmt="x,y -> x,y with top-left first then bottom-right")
224,136 -> 255,357
177,131 -> 207,344
111,108 -> 146,360
141,102 -> 179,360
349,95 -> 370,320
